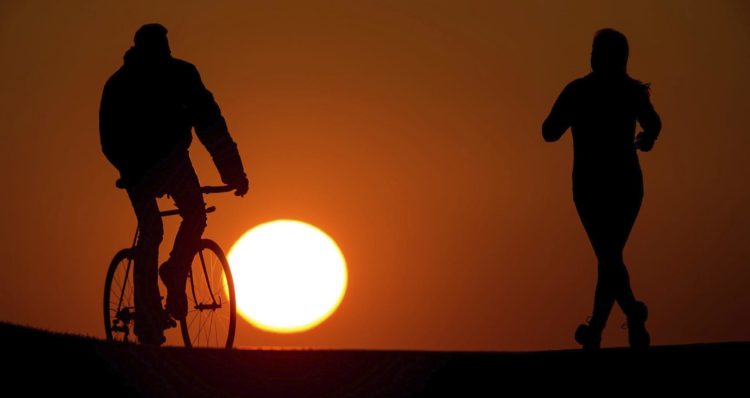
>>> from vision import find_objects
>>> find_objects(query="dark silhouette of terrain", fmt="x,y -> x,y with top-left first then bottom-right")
2,321 -> 747,396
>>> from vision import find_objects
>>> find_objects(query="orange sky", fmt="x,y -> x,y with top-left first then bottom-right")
1,0 -> 748,351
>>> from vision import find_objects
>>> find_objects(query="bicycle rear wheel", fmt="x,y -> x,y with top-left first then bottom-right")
179,239 -> 236,349
104,248 -> 136,343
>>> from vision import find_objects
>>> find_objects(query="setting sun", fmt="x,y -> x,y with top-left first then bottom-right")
227,220 -> 347,333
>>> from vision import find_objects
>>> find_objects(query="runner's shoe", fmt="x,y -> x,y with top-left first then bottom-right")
622,300 -> 650,350
575,316 -> 603,351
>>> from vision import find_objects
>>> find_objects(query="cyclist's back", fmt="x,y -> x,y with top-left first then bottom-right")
100,52 -> 193,187
99,26 -> 245,190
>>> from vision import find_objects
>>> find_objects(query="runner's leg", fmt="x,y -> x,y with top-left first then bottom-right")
611,191 -> 642,316
575,196 -> 617,332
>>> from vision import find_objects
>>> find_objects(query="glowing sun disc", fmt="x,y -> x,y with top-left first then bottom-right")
227,220 -> 347,333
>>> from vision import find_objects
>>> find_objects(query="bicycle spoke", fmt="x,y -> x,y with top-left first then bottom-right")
210,311 -> 217,347
215,312 -> 221,347
188,310 -> 198,331
199,250 -> 217,304
210,254 -> 219,292
214,312 -> 224,347
202,312 -> 211,345
202,310 -> 212,345
196,310 -> 205,343
113,275 -> 122,295
189,271 -> 199,307
191,311 -> 200,344
116,258 -> 133,313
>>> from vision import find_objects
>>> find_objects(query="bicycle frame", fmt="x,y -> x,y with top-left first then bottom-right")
106,184 -> 236,346
127,184 -> 233,251
124,184 -> 231,309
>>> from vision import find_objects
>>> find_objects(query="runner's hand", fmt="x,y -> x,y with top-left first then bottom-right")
635,131 -> 655,152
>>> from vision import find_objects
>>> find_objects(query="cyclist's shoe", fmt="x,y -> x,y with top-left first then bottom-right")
575,316 -> 603,351
622,300 -> 650,350
137,331 -> 166,346
135,317 -> 166,346
159,260 -> 188,320
158,306 -> 177,330
134,303 -> 169,346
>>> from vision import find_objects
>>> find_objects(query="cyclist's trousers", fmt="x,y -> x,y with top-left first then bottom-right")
126,149 -> 207,339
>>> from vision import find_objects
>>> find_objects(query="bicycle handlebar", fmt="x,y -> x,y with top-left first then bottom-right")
159,205 -> 216,218
116,179 -> 235,195
200,185 -> 234,194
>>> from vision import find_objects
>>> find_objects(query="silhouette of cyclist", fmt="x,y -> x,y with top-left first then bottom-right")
99,24 -> 249,345
542,28 -> 661,350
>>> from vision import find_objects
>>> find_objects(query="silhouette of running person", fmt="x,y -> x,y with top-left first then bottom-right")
99,24 -> 249,345
542,28 -> 661,350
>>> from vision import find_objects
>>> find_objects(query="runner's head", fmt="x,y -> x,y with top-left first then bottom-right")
591,28 -> 629,75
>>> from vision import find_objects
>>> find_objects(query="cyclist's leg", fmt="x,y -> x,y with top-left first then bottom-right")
163,153 -> 208,293
126,183 -> 165,343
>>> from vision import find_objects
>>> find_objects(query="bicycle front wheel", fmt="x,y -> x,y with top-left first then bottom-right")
179,239 -> 237,349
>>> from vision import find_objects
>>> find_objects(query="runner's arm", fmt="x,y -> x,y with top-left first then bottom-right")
543,82 -> 575,142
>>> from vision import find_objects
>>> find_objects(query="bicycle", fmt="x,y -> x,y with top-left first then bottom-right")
103,184 -> 237,349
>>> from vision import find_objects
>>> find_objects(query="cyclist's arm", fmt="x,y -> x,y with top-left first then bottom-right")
542,81 -> 575,142
184,65 -> 247,186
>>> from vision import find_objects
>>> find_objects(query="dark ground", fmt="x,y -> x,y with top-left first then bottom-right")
2,321 -> 747,397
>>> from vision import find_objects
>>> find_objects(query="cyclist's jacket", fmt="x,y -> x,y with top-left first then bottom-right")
99,46 -> 246,189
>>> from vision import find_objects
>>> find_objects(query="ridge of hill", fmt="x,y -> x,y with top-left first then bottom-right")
2,321 -> 747,396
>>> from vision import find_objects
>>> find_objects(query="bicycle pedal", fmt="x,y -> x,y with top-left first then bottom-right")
165,318 -> 177,329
